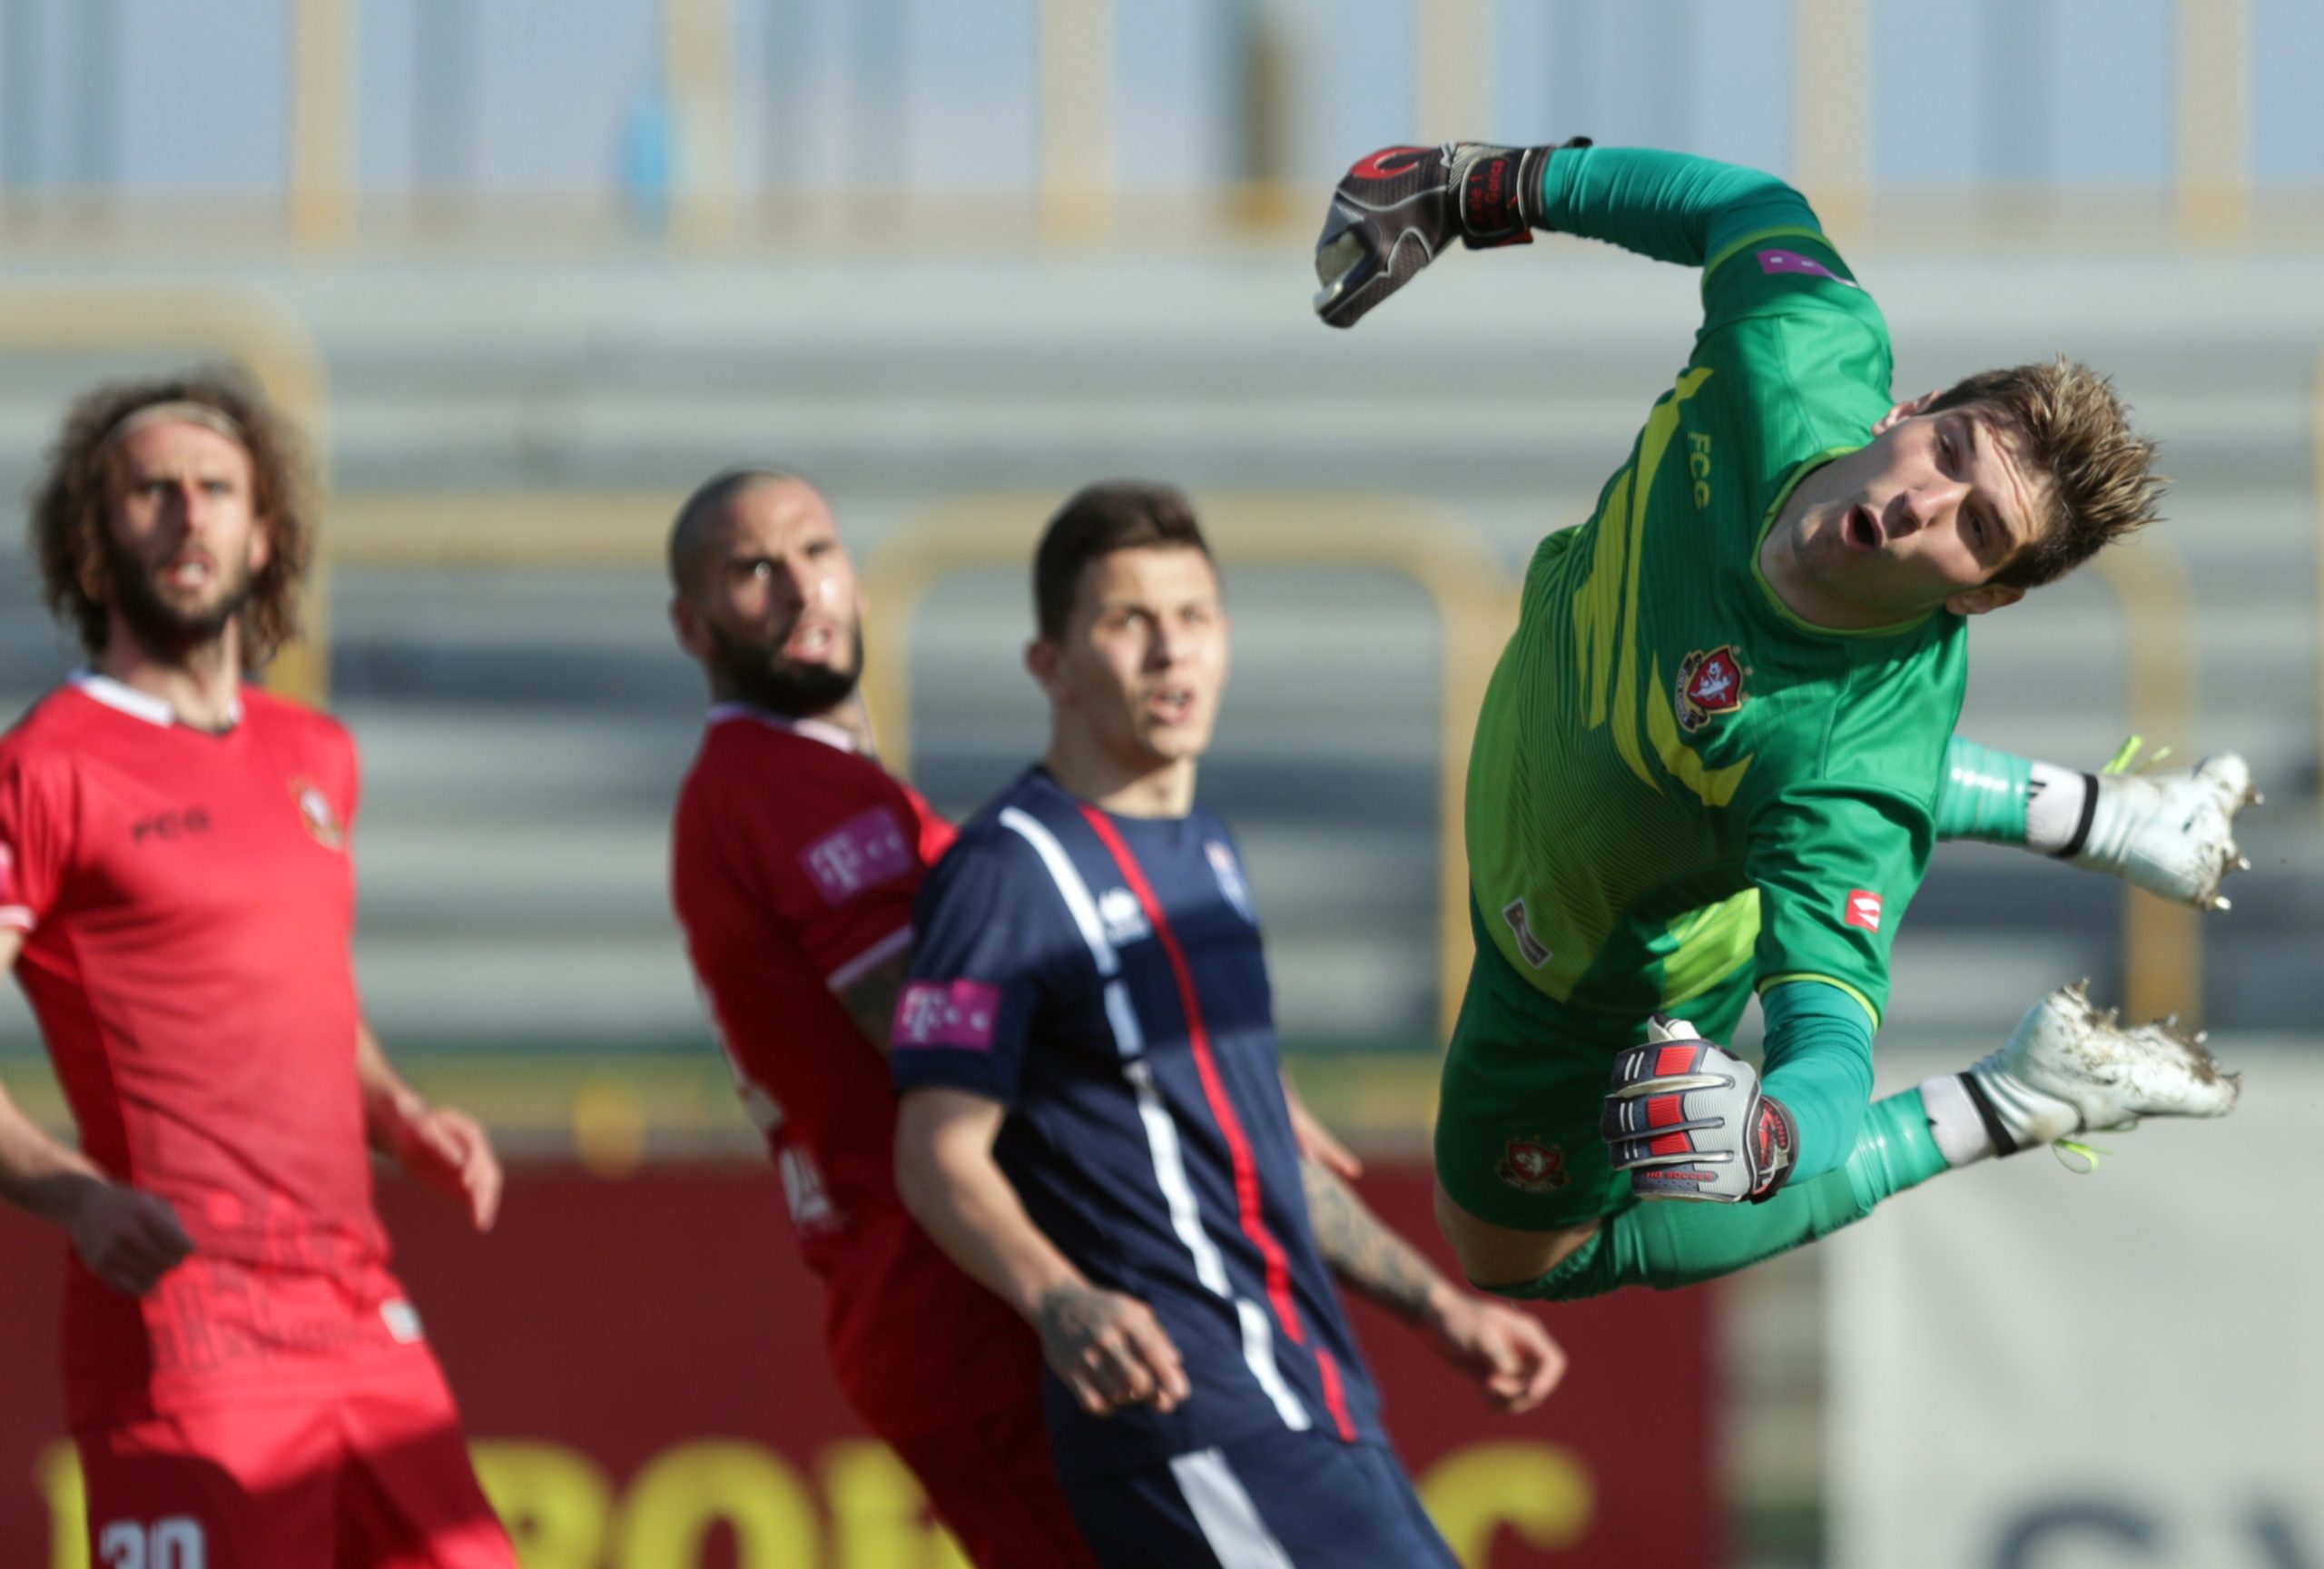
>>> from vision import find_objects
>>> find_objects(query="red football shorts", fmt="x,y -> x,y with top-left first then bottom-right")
76,1346 -> 514,1569
885,1396 -> 1098,1569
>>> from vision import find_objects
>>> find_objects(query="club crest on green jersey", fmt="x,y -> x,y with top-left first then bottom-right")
1674,646 -> 1747,733
1496,1135 -> 1571,1193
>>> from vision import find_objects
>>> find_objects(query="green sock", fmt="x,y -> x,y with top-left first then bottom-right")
1507,1086 -> 1953,1301
1937,735 -> 2034,844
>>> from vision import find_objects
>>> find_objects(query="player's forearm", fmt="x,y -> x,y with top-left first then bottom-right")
1540,146 -> 1816,270
1300,1158 -> 1454,1326
353,1019 -> 428,1152
0,1081 -> 106,1229
1758,980 -> 1876,1183
895,1127 -> 1086,1323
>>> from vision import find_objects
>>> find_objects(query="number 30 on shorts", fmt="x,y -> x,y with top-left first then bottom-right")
100,1516 -> 206,1569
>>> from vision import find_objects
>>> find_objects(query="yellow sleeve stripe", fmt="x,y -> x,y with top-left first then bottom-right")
1756,972 -> 1881,1029
1702,225 -> 1840,287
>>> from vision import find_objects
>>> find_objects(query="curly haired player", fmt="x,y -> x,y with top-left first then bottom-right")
0,371 -> 514,1566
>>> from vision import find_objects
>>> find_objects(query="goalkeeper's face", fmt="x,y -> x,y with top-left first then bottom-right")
680,478 -> 865,717
1769,395 -> 2043,628
1034,545 -> 1228,778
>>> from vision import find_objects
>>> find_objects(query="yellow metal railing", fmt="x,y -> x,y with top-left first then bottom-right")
289,0 -> 355,249
665,0 -> 739,250
0,0 -> 2274,257
1792,0 -> 1873,232
2086,539 -> 2203,1026
2176,0 -> 2251,242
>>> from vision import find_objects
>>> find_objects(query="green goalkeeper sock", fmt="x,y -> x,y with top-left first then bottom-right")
1937,736 -> 2034,842
1938,735 -> 2095,854
1508,1086 -> 1952,1301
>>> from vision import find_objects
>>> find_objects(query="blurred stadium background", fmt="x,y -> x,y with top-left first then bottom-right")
2,2 -> 2320,1565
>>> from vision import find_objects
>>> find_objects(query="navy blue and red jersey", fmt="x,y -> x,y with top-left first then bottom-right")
891,766 -> 1386,1482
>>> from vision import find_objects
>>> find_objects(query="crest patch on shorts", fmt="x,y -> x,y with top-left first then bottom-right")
1674,646 -> 1747,733
1496,1135 -> 1571,1193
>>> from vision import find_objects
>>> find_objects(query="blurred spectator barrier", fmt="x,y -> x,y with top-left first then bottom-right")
2,1159 -> 1713,1569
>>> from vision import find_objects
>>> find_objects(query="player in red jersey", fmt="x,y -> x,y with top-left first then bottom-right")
0,373 -> 516,1568
666,468 -> 1098,1568
666,470 -> 1560,1565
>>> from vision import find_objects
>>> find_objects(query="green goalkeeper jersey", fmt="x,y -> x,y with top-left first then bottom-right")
1467,147 -> 1966,1029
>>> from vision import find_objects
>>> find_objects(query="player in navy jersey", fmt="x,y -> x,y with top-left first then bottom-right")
892,484 -> 1565,1568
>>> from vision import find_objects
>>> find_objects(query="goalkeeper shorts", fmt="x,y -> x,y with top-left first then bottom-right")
1434,896 -> 1756,1231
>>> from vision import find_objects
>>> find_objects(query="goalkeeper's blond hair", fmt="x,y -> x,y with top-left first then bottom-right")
1925,356 -> 2164,589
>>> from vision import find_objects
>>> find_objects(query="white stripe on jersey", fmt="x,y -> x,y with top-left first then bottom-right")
1102,978 -> 1147,1056
1128,1058 -> 1228,1295
1000,807 -> 1119,973
1169,1449 -> 1298,1569
999,806 -> 1312,1436
1232,1298 -> 1312,1432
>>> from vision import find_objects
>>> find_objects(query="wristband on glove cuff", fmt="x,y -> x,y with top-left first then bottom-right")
1456,137 -> 1591,248
1747,1096 -> 1800,1202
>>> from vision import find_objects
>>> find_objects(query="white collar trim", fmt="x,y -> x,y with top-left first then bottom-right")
71,669 -> 242,729
707,702 -> 858,755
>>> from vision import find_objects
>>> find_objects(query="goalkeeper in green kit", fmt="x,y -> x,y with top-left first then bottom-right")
1313,141 -> 2256,1301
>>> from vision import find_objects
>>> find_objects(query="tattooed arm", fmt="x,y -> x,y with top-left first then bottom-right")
896,1085 -> 1188,1417
1301,1156 -> 1445,1321
1301,1155 -> 1570,1414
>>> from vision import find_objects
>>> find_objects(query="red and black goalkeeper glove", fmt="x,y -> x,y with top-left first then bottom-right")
1600,1016 -> 1798,1203
1312,138 -> 1590,329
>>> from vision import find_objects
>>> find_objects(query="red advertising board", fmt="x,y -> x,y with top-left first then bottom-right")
0,1161 -> 1715,1567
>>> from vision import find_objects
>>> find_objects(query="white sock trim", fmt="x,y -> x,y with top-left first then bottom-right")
2024,761 -> 2090,854
1918,1073 -> 1995,1169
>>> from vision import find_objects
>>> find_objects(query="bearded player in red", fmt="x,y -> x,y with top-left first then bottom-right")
666,468 -> 1098,1567
0,373 -> 516,1567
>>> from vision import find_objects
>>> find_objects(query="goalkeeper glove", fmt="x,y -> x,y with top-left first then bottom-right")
1313,138 -> 1590,329
1601,1015 -> 1797,1203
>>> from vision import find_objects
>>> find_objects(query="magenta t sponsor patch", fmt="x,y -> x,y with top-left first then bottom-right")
799,807 -> 913,906
892,980 -> 1002,1051
1757,249 -> 1858,290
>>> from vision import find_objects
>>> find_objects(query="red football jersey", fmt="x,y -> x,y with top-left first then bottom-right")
0,676 -> 413,1426
670,706 -> 1039,1438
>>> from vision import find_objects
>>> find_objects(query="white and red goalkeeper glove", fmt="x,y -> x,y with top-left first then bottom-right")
1601,1015 -> 1797,1203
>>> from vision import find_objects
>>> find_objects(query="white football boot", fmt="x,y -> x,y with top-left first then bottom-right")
1965,982 -> 2240,1155
2070,751 -> 2259,911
